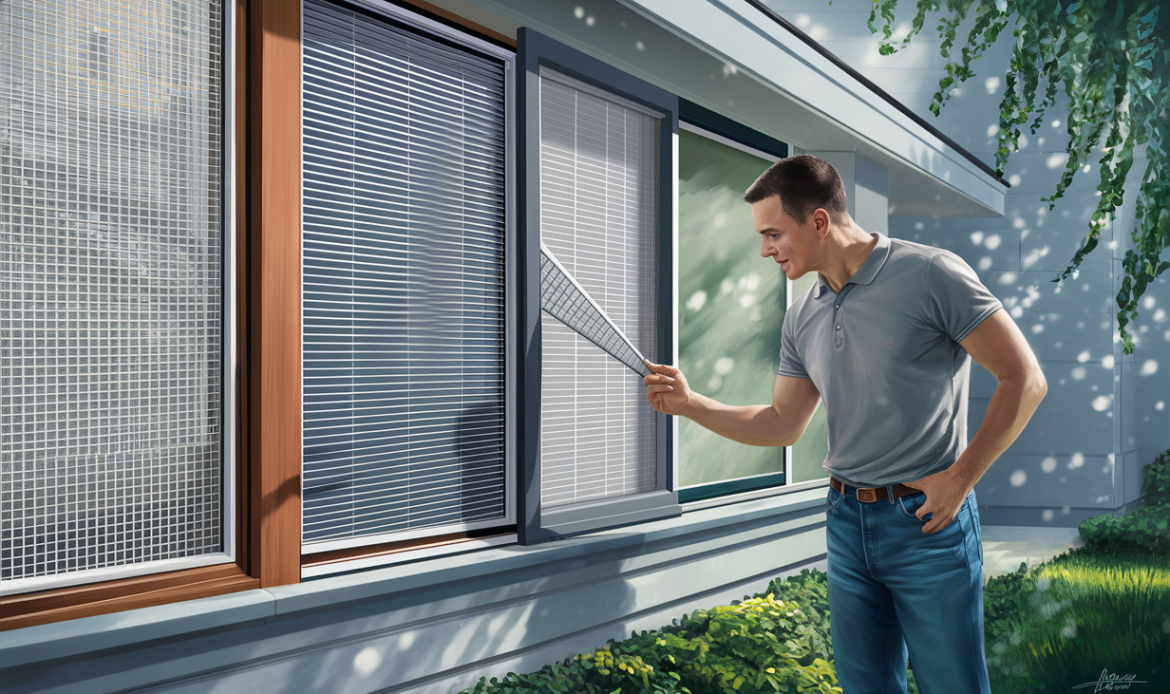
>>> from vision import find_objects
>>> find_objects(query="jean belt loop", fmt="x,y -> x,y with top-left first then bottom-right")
886,484 -> 895,504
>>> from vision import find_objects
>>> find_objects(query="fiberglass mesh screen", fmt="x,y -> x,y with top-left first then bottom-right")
0,0 -> 224,584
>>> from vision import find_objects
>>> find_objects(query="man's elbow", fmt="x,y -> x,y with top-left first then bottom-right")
1026,367 -> 1048,405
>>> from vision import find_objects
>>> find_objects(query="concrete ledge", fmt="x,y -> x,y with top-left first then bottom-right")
1,487 -> 826,694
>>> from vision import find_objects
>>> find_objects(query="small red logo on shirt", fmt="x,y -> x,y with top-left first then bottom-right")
885,341 -> 894,349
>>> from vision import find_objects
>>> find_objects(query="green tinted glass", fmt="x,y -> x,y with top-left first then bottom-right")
678,129 -> 785,487
677,129 -> 828,491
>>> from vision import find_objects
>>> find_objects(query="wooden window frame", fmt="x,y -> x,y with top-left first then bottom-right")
1,0 -> 519,631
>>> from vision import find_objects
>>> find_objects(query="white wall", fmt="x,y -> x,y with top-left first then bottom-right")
765,0 -> 1170,525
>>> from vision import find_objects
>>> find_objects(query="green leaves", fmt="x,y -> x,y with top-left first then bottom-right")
865,0 -> 1169,354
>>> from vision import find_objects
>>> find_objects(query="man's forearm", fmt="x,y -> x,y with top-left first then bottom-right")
683,393 -> 799,447
949,373 -> 1047,490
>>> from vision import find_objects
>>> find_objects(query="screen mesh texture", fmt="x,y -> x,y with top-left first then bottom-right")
0,0 -> 224,584
539,72 -> 658,509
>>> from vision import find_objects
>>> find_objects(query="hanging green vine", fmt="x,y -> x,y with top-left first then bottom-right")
866,0 -> 1168,354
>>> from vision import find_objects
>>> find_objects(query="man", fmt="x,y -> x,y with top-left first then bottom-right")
643,155 -> 1047,694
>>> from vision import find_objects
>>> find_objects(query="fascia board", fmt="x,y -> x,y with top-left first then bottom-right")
620,0 -> 1004,214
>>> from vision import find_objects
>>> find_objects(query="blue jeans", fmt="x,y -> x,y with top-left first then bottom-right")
825,484 -> 990,694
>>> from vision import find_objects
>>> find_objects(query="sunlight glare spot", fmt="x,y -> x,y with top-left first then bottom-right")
986,233 -> 1002,249
978,256 -> 993,271
986,124 -> 999,137
1101,355 -> 1115,369
1010,306 -> 1024,319
1041,457 -> 1057,473
984,76 -> 1000,93
1076,350 -> 1091,363
574,6 -> 584,19
1142,295 -> 1157,310
1046,153 -> 1067,169
1042,509 -> 1055,522
686,290 -> 707,312
714,357 -> 735,376
636,40 -> 645,51
1031,324 -> 1044,334
1141,359 -> 1158,376
1008,174 -> 1022,186
1071,367 -> 1086,380
1091,395 -> 1111,412
1068,453 -> 1084,469
1156,401 -> 1165,411
1010,470 -> 1027,487
970,231 -> 985,245
355,647 -> 382,675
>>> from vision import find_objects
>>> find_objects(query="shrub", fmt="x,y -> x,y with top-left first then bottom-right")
460,578 -> 842,694
1079,448 -> 1170,552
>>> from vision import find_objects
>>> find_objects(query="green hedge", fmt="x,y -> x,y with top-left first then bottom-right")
1079,448 -> 1170,552
461,570 -> 841,694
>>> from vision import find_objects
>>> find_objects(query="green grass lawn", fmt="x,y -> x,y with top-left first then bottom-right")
983,545 -> 1170,693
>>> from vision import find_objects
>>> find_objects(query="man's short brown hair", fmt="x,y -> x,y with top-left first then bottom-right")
743,155 -> 848,224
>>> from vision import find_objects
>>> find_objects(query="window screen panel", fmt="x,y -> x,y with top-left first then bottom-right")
301,0 -> 508,549
0,0 -> 225,587
538,72 -> 658,509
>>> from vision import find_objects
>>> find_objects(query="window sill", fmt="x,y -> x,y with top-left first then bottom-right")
1,487 -> 824,669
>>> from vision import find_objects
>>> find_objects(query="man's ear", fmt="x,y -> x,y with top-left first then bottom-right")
812,208 -> 831,238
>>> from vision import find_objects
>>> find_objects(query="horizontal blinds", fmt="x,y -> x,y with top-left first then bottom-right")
538,71 -> 658,509
0,0 -> 224,586
302,0 -> 508,547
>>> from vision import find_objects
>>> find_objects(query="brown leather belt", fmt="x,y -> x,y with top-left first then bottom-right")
830,476 -> 921,503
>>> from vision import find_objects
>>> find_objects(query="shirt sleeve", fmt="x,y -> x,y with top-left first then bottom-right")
926,251 -> 1003,343
776,307 -> 809,379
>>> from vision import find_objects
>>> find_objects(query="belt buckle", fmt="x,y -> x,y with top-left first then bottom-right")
856,487 -> 878,503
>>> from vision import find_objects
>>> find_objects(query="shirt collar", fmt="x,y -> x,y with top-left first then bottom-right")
814,232 -> 891,298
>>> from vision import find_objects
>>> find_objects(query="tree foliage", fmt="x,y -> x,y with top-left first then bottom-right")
866,0 -> 1168,354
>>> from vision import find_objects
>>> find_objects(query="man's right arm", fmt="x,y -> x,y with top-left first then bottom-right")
644,362 -> 821,447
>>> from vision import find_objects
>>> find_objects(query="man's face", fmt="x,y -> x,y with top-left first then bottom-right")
752,195 -> 817,281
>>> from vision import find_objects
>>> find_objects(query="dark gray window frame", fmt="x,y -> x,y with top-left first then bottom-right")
516,28 -> 679,544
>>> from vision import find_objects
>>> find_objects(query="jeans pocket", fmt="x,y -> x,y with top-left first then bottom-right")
897,492 -> 929,522
826,486 -> 844,514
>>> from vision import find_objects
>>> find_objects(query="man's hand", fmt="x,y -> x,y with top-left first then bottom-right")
904,468 -> 970,535
643,361 -> 693,416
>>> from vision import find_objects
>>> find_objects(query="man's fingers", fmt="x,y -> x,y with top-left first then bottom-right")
643,359 -> 680,376
646,384 -> 674,395
642,373 -> 675,385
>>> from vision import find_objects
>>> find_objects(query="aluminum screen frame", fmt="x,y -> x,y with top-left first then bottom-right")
299,0 -> 516,556
0,0 -> 237,596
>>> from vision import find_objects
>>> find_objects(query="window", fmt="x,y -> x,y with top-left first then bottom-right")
300,0 -> 514,557
517,29 -> 678,541
675,102 -> 827,503
1,0 -> 230,594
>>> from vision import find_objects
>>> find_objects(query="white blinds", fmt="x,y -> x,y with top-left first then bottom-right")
538,71 -> 659,509
301,0 -> 508,549
0,0 -> 225,589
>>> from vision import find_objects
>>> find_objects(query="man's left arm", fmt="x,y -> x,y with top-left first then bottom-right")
908,309 -> 1048,534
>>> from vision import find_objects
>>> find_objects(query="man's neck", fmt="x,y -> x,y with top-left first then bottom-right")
818,224 -> 877,294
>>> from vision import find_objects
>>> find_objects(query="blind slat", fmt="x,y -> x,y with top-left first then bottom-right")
302,0 -> 507,546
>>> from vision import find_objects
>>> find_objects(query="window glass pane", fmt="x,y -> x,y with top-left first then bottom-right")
539,72 -> 658,508
301,0 -> 508,550
677,128 -> 785,487
0,0 -> 224,585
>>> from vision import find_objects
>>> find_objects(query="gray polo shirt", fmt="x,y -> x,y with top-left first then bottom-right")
778,232 -> 1002,487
